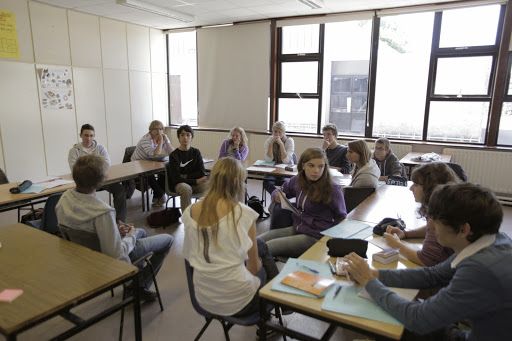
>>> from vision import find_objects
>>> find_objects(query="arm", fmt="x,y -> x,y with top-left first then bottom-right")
331,184 -> 347,224
383,232 -> 425,266
95,212 -> 137,261
236,145 -> 249,161
97,145 -> 111,166
218,140 -> 229,159
264,137 -> 274,162
68,148 -> 79,171
366,261 -> 497,335
281,138 -> 295,164
339,147 -> 351,174
245,222 -> 262,275
390,159 -> 403,177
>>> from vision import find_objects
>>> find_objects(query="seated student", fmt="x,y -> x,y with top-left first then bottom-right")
343,182 -> 512,341
347,139 -> 380,188
182,157 -> 278,336
321,123 -> 350,174
68,124 -> 127,223
218,126 -> 249,161
132,120 -> 174,207
263,121 -> 295,195
259,148 -> 347,258
56,154 -> 173,301
168,125 -> 208,211
372,137 -> 403,181
384,162 -> 459,266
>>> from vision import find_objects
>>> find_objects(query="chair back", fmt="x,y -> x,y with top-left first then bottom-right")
343,186 -> 375,213
59,224 -> 102,252
0,168 -> 8,184
184,259 -> 214,318
39,193 -> 63,234
446,162 -> 468,182
123,146 -> 136,163
164,162 -> 175,196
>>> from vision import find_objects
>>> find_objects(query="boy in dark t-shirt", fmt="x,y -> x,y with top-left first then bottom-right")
168,125 -> 208,210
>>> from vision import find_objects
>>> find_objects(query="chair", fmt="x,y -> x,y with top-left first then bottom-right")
261,153 -> 297,206
343,186 -> 375,214
25,193 -> 62,235
446,162 -> 468,182
163,162 -> 201,211
59,224 -> 164,341
184,259 -> 285,341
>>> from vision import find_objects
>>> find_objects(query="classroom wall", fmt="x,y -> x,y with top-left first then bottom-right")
0,0 -> 168,181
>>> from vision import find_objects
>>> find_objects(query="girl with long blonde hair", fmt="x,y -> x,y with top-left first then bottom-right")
182,157 -> 278,319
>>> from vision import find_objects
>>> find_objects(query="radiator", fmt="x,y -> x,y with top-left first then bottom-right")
443,148 -> 512,196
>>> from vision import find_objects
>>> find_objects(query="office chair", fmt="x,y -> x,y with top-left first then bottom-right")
25,193 -> 62,235
343,186 -> 375,214
59,225 -> 164,341
184,259 -> 286,341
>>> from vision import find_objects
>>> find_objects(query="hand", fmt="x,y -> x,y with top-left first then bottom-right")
322,139 -> 330,150
162,133 -> 170,144
117,221 -> 134,237
275,191 -> 285,203
233,139 -> 240,149
383,232 -> 402,248
386,225 -> 405,239
196,176 -> 207,184
271,136 -> 280,144
343,252 -> 376,286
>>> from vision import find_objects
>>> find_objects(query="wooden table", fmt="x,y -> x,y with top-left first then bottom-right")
0,160 -> 165,217
0,224 -> 142,341
399,152 -> 452,178
204,159 -> 298,179
259,235 -> 420,341
348,183 -> 424,230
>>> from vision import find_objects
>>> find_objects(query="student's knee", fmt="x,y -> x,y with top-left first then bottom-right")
175,183 -> 192,195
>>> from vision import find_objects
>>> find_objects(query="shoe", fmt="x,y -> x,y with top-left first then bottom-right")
125,287 -> 158,302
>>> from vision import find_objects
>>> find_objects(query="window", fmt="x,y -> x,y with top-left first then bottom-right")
167,31 -> 198,126
275,3 -> 505,145
276,19 -> 372,135
498,53 -> 512,146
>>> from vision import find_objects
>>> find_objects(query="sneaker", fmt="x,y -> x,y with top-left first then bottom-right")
256,327 -> 276,340
125,287 -> 158,302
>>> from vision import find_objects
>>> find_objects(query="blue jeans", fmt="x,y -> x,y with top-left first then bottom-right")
129,229 -> 173,289
232,238 -> 278,317
258,226 -> 318,258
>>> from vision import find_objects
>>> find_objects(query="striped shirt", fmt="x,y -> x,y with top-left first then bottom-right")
131,133 -> 171,161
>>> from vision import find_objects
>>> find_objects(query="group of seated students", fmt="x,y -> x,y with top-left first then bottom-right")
56,120 -> 511,340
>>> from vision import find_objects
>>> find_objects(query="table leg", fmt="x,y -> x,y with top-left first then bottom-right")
132,275 -> 142,341
140,175 -> 146,212
259,298 -> 268,341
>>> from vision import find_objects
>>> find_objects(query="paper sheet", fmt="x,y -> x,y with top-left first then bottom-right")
321,219 -> 373,239
246,166 -> 276,173
277,189 -> 299,215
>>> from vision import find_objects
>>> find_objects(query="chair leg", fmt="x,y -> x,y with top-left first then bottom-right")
119,286 -> 127,341
194,317 -> 213,341
218,320 -> 234,341
145,259 -> 164,311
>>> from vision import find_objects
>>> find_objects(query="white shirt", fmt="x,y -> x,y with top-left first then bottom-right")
182,203 -> 260,315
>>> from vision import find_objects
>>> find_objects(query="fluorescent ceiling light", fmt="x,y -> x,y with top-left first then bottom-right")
116,0 -> 194,23
297,0 -> 324,10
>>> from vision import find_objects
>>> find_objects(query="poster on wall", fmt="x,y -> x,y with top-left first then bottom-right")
40,68 -> 74,110
0,10 -> 20,59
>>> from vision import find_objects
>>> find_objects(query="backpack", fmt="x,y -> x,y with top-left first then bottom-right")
373,217 -> 406,236
246,195 -> 269,219
146,208 -> 182,228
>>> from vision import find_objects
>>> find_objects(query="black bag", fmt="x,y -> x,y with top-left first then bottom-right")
386,175 -> 408,187
146,208 -> 182,227
326,238 -> 368,258
20,208 -> 44,223
373,217 -> 406,236
246,195 -> 269,219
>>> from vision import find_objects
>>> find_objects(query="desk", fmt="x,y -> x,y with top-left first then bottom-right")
0,160 -> 165,217
259,235 -> 419,341
348,183 -> 424,230
400,152 -> 452,178
0,224 -> 142,341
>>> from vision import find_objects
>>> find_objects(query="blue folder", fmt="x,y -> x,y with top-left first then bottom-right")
321,219 -> 373,239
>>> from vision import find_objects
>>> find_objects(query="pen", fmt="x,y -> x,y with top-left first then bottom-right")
334,284 -> 342,298
328,260 -> 336,274
297,262 -> 319,274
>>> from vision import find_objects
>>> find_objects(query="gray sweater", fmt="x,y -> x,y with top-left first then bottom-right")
68,140 -> 111,171
372,149 -> 402,177
350,159 -> 380,188
366,233 -> 512,340
56,189 -> 137,264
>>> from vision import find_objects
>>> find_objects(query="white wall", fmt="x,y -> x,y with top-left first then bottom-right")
0,0 -> 168,180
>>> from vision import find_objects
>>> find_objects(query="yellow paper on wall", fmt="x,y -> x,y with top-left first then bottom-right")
0,10 -> 20,59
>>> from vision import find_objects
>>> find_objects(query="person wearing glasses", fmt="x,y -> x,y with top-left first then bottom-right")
372,138 -> 403,181
132,120 -> 175,207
